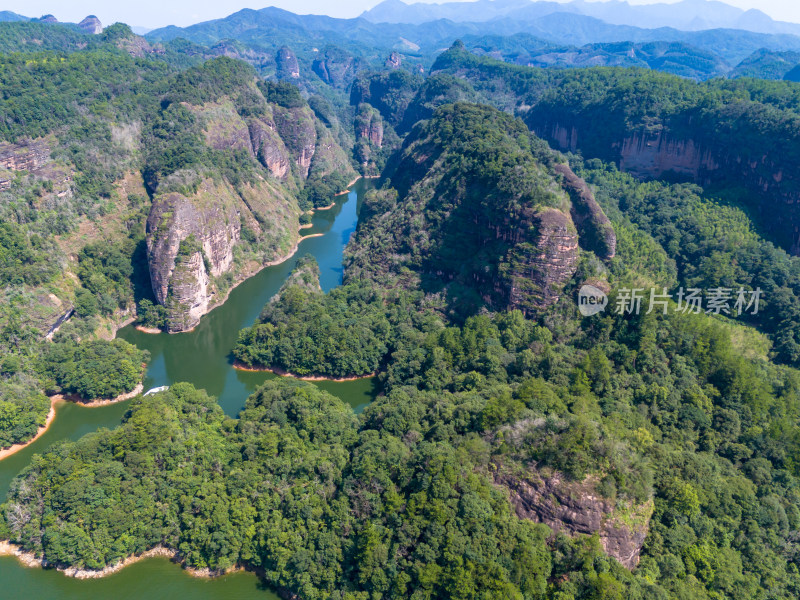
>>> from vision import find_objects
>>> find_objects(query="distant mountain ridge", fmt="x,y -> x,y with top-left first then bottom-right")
362,0 -> 800,36
146,6 -> 800,66
0,11 -> 27,22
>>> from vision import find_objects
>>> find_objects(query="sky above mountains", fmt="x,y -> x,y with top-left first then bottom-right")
2,0 -> 799,30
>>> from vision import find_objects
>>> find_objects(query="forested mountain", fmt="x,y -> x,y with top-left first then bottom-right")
18,99 -> 800,598
145,5 -> 800,69
0,23 -> 354,450
5,7 -> 800,600
421,44 -> 800,253
345,104 -> 615,315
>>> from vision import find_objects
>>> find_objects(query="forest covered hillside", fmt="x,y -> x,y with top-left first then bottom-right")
0,24 -> 354,449
4,8 -> 800,600
14,98 -> 800,598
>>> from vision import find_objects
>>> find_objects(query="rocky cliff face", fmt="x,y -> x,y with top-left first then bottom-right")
312,48 -> 361,89
533,119 -> 800,253
356,109 -> 384,148
164,248 -> 211,332
276,46 -> 300,80
0,140 -> 50,171
273,105 -> 317,179
616,131 -> 718,179
146,180 -> 241,332
354,105 -> 387,173
249,115 -> 292,179
144,87 -> 351,331
554,163 -> 616,259
496,470 -> 653,569
78,15 -> 102,34
617,130 -> 800,252
504,208 -> 580,312
385,52 -> 402,69
346,104 -> 609,315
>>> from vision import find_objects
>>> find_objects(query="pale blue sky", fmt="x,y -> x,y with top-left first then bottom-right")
2,0 -> 799,30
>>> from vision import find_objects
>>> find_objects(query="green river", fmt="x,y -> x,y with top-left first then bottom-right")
0,179 -> 376,599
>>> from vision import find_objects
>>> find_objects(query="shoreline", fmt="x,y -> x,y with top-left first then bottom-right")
0,383 -> 145,462
333,175 -> 363,197
51,382 -> 144,408
232,360 -> 376,382
0,541 -> 246,580
134,324 -> 162,334
175,194 -> 353,335
135,176 -> 369,336
0,398 -> 58,461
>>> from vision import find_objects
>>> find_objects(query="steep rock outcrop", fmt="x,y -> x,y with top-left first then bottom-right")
273,106 -> 317,179
532,118 -> 800,253
146,180 -> 241,332
165,249 -> 211,332
309,125 -> 356,181
312,48 -> 361,89
0,140 -> 50,171
144,83 -> 354,331
346,104 -> 597,314
554,163 -> 616,259
78,15 -> 102,34
355,107 -> 384,148
249,115 -> 292,179
385,52 -> 402,69
617,131 -> 718,179
276,46 -> 300,80
615,129 -> 800,252
496,469 -> 653,569
505,209 -> 580,312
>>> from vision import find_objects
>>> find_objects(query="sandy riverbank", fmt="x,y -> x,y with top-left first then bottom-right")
51,382 -> 145,408
333,175 -> 362,197
0,399 -> 58,461
335,174 -> 379,197
134,325 -> 162,334
0,383 -> 145,462
232,360 -> 376,382
0,541 -> 245,579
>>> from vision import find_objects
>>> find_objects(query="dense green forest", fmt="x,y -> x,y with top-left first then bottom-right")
0,28 -> 356,446
5,16 -> 800,600
11,220 -> 800,597
227,102 -> 800,598
424,43 -> 800,254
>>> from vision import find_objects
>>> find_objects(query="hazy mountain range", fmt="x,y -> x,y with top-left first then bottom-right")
362,0 -> 800,36
142,5 -> 800,65
5,2 -> 800,80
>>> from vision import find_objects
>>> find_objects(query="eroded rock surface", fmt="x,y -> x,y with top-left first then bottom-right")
554,162 -> 616,259
146,181 -> 241,332
496,470 -> 653,569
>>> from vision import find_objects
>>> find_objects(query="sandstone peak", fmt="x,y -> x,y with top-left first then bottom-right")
276,46 -> 300,79
78,15 -> 102,34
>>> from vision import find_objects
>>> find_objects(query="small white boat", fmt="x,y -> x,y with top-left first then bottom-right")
143,386 -> 170,397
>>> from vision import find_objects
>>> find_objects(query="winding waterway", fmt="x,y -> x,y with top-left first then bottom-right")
0,179 -> 375,598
